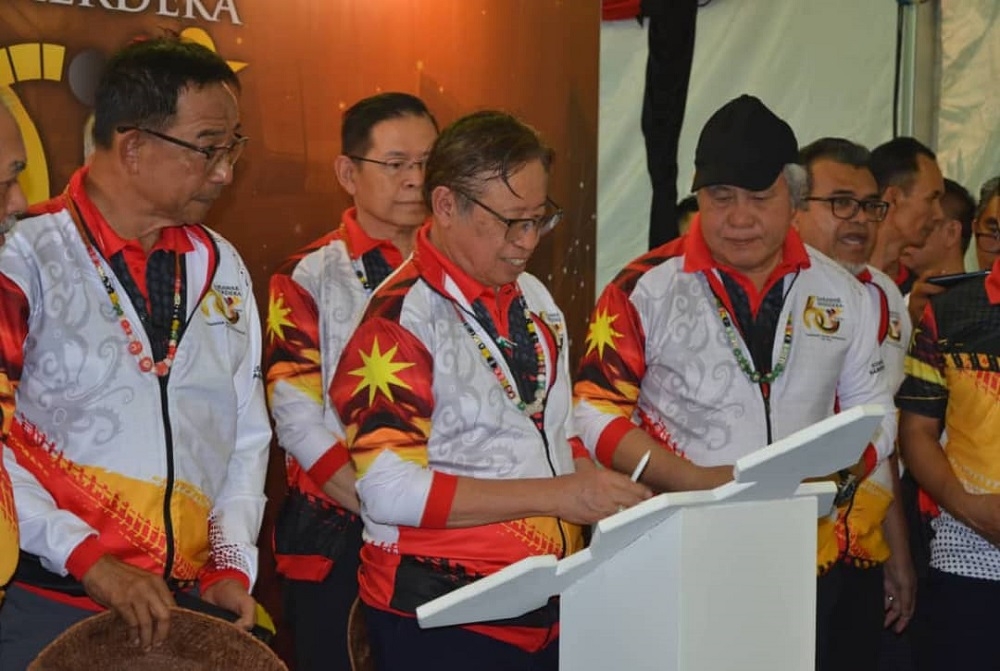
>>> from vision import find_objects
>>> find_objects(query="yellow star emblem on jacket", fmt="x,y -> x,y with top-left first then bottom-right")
585,308 -> 623,358
266,293 -> 295,342
349,337 -> 414,404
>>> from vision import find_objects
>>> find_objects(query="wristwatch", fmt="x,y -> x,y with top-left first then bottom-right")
833,469 -> 859,507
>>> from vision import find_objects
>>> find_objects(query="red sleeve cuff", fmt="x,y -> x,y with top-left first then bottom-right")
595,417 -> 636,469
307,442 -> 351,489
569,436 -> 590,461
199,567 -> 251,593
65,536 -> 108,581
420,472 -> 459,528
861,444 -> 878,478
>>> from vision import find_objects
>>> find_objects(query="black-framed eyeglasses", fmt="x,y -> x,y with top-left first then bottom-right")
117,126 -> 248,170
804,196 -> 889,223
347,154 -> 427,178
454,189 -> 563,242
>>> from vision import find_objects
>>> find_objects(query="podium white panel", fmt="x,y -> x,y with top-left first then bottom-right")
561,497 -> 815,671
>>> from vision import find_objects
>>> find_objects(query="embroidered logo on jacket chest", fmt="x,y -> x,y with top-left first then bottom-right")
201,283 -> 245,332
802,295 -> 846,340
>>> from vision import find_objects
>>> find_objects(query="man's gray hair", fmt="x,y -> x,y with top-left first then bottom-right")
978,176 -> 1000,221
784,163 -> 808,209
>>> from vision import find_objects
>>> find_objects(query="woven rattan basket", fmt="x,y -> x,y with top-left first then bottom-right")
28,607 -> 287,671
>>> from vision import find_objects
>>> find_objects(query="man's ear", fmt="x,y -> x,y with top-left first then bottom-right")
882,185 -> 902,208
790,207 -> 805,233
334,155 -> 357,196
431,185 -> 458,228
943,219 -> 962,249
117,128 -> 144,173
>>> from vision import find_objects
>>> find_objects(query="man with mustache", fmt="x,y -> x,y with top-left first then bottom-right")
0,37 -> 270,667
266,92 -> 437,671
793,137 -> 915,671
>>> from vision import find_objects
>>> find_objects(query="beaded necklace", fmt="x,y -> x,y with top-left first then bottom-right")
453,299 -> 547,417
714,295 -> 793,385
69,199 -> 183,377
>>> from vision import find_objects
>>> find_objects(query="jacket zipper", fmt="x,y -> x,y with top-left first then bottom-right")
158,374 -> 176,580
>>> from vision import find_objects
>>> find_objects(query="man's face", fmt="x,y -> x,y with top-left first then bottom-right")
0,108 -> 27,235
887,154 -> 945,247
340,114 -> 438,236
975,194 -> 1000,271
437,159 -> 549,289
696,173 -> 794,279
899,218 -> 953,276
134,82 -> 242,225
794,160 -> 879,274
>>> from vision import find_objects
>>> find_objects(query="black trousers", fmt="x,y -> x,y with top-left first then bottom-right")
914,568 -> 1000,671
816,563 -> 885,671
363,605 -> 558,671
282,522 -> 364,671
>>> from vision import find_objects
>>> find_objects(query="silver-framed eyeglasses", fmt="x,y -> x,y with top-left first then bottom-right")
454,189 -> 563,242
804,196 -> 889,223
117,125 -> 248,170
347,154 -> 427,178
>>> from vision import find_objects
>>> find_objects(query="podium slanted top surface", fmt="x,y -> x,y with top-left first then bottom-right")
416,405 -> 886,629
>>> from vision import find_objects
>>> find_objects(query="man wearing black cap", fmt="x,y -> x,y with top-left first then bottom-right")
574,95 -> 896,631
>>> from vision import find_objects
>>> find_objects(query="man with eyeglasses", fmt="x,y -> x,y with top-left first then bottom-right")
793,137 -> 916,671
868,137 -> 946,294
574,97 -> 896,669
265,92 -> 437,671
0,37 -> 270,667
896,170 -> 1000,670
330,110 -> 650,670
973,176 -> 1000,272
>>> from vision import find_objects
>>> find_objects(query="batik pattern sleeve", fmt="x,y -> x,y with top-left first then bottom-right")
199,280 -> 270,591
331,317 -> 452,528
266,269 -> 348,487
835,284 -> 898,474
895,304 -> 947,420
573,281 -> 647,467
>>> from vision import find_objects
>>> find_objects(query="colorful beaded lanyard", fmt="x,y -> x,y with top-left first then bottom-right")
453,299 -> 548,417
68,199 -> 183,377
714,295 -> 793,385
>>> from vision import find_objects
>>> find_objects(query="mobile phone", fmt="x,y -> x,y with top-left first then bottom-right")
924,269 -> 990,287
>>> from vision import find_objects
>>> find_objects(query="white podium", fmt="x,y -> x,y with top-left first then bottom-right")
416,405 -> 886,671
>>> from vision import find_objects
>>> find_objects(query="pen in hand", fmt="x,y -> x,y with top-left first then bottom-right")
630,450 -> 652,483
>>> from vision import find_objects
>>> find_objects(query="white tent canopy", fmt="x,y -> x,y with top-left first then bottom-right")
597,0 -> 1000,291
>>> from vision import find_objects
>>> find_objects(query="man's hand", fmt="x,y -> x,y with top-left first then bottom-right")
201,578 -> 257,630
907,271 -> 947,326
81,555 -> 175,650
321,462 -> 360,514
553,467 -> 652,525
883,549 -> 916,633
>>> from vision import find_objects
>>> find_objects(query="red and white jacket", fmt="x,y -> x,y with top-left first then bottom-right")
574,217 -> 896,479
331,226 -> 586,652
0,170 -> 270,605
